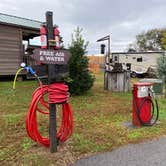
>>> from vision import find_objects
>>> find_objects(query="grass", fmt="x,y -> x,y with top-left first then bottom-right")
0,72 -> 166,165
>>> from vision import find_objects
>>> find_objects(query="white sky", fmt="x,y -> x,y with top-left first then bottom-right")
1,0 -> 166,54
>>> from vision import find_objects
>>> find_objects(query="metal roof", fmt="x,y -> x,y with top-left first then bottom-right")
112,51 -> 164,55
0,13 -> 42,29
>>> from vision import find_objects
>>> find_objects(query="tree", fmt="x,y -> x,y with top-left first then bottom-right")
161,31 -> 166,50
127,46 -> 136,53
157,54 -> 166,97
68,27 -> 95,95
128,29 -> 166,51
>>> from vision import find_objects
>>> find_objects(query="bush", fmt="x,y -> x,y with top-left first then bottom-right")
157,54 -> 166,97
157,54 -> 166,81
68,27 -> 95,95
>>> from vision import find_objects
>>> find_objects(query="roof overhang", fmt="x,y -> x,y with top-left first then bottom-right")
22,28 -> 40,40
0,22 -> 40,40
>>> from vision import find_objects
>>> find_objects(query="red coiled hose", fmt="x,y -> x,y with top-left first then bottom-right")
26,83 -> 73,147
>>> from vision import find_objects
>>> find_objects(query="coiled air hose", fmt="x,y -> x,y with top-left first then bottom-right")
133,88 -> 159,126
13,64 -> 73,146
26,82 -> 73,147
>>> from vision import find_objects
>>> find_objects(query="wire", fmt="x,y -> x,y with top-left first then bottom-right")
26,83 -> 73,147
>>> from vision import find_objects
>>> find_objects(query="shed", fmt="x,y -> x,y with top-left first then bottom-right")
0,13 -> 42,76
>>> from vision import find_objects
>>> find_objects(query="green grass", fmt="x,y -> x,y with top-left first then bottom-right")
0,73 -> 166,165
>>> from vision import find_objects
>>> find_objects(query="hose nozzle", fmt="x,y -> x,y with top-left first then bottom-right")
20,62 -> 35,75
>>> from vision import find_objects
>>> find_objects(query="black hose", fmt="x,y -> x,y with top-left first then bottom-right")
34,73 -> 42,86
133,90 -> 159,126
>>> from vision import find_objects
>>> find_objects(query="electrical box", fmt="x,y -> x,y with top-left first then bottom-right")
137,86 -> 152,98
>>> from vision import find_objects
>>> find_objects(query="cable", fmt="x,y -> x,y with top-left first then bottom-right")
13,64 -> 39,90
133,89 -> 159,126
13,68 -> 24,89
26,83 -> 73,147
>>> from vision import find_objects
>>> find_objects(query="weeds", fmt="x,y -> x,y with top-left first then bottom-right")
0,73 -> 166,165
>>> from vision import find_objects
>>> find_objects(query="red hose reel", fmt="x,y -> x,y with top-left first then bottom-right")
26,83 -> 73,147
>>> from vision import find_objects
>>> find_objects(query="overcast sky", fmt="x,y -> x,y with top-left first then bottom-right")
1,0 -> 166,54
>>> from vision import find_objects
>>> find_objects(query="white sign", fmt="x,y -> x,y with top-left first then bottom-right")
31,49 -> 70,64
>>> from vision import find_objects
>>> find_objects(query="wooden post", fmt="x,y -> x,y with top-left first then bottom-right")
108,35 -> 111,70
104,71 -> 108,90
46,11 -> 57,153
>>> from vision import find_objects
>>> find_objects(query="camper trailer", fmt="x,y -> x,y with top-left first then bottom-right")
111,51 -> 164,77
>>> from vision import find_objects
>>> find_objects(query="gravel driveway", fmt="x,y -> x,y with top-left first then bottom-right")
72,136 -> 166,166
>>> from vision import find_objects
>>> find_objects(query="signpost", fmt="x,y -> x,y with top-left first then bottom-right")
46,11 -> 58,153
27,11 -> 71,153
31,49 -> 70,65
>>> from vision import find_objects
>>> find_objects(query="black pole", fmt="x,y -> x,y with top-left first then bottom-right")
46,11 -> 57,153
108,35 -> 110,67
96,35 -> 110,90
105,35 -> 110,90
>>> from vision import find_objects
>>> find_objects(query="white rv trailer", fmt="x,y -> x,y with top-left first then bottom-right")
111,51 -> 164,77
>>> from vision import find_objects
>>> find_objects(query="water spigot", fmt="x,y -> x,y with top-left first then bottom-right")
20,62 -> 35,75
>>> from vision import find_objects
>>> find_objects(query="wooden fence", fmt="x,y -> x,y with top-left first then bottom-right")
87,55 -> 104,73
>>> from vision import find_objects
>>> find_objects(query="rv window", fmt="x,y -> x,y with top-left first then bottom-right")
132,57 -> 136,59
114,56 -> 118,61
137,57 -> 142,62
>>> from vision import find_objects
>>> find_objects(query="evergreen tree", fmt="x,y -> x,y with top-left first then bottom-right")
68,27 -> 95,95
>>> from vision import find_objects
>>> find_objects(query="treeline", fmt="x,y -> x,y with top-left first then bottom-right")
128,28 -> 166,52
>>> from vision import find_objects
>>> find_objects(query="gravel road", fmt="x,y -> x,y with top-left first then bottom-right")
72,136 -> 166,166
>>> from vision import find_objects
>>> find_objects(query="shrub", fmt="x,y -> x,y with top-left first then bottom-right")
68,27 -> 95,95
